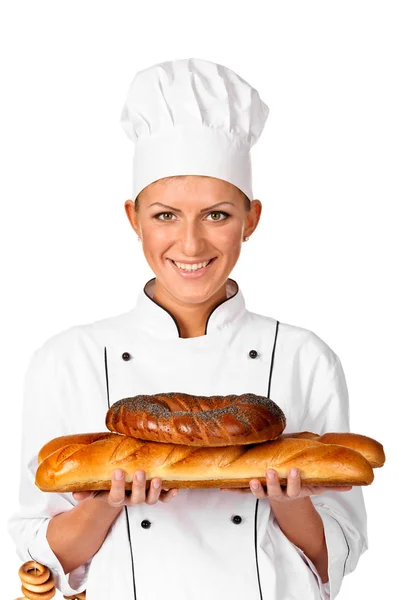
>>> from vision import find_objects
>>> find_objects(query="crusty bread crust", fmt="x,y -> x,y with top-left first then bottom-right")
106,392 -> 287,446
280,431 -> 385,468
35,431 -> 378,492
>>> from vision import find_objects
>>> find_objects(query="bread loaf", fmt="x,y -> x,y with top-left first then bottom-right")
280,431 -> 385,468
105,392 -> 287,446
35,431 -> 376,492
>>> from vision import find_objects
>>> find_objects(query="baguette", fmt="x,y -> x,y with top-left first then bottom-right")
280,431 -> 385,468
35,432 -> 375,492
37,430 -> 385,469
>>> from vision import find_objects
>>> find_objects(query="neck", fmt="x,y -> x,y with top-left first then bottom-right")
153,280 -> 228,338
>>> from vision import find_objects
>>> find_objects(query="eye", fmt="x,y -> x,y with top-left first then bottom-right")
153,212 -> 175,221
207,211 -> 230,221
153,211 -> 230,222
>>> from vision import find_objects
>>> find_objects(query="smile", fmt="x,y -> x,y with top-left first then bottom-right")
168,257 -> 217,278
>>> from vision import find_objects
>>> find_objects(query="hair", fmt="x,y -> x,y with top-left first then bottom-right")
134,175 -> 251,212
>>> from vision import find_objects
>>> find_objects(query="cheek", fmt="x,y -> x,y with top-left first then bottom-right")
140,233 -> 166,266
141,226 -> 171,248
215,229 -> 243,253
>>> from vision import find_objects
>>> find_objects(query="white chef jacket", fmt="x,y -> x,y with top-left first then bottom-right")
8,277 -> 368,600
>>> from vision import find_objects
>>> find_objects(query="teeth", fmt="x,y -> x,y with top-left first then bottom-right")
173,259 -> 211,272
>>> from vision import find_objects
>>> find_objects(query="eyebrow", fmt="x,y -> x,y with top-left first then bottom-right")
148,202 -> 235,213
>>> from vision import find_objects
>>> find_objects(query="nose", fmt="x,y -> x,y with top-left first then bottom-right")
177,222 -> 208,256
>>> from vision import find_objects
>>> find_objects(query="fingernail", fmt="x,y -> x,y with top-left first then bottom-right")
251,482 -> 259,489
290,468 -> 298,477
153,480 -> 161,489
267,470 -> 275,479
136,471 -> 145,482
114,469 -> 124,480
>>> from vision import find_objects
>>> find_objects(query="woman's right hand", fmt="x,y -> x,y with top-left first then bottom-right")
72,468 -> 179,506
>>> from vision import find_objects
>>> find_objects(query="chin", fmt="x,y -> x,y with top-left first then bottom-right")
169,277 -> 230,302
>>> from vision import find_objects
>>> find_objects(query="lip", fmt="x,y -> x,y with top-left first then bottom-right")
168,259 -> 215,265
168,257 -> 216,278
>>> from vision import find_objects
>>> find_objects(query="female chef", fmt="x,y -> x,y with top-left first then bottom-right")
8,58 -> 368,600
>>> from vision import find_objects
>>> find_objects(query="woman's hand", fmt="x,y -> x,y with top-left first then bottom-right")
72,469 -> 179,506
220,468 -> 352,502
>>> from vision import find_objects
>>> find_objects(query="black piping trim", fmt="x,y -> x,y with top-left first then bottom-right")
143,277 -> 240,337
104,346 -> 110,410
253,498 -> 263,600
331,514 -> 351,577
104,346 -> 137,599
124,509 -> 137,598
254,319 -> 280,600
267,320 -> 280,399
144,277 -> 182,337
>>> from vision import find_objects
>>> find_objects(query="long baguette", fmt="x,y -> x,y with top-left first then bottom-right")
35,432 -> 375,491
280,431 -> 385,468
37,430 -> 385,468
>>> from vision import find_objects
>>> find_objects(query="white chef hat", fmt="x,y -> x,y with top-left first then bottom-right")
120,57 -> 269,201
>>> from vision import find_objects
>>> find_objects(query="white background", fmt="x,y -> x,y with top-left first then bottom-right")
1,1 -> 398,598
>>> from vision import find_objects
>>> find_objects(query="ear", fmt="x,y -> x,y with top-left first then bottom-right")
124,199 -> 141,237
244,199 -> 262,237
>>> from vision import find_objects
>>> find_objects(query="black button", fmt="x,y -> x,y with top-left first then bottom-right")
231,515 -> 242,524
141,519 -> 151,529
249,349 -> 258,359
122,352 -> 131,361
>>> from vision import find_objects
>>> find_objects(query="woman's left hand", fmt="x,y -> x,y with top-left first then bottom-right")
220,468 -> 352,502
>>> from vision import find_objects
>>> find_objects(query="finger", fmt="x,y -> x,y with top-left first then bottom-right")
311,485 -> 353,494
108,469 -> 127,507
323,486 -> 353,492
249,479 -> 267,498
286,468 -> 301,498
220,487 -> 252,494
265,469 -> 284,500
130,470 -> 147,504
72,491 -> 92,501
146,478 -> 163,504
305,485 -> 354,497
160,488 -> 179,502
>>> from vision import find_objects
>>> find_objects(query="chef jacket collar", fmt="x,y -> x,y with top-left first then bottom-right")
134,277 -> 246,340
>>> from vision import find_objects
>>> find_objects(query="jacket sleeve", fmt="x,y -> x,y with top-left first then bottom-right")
7,335 -> 93,597
291,331 -> 369,600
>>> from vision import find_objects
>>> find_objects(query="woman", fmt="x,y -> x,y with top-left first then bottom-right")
8,58 -> 367,600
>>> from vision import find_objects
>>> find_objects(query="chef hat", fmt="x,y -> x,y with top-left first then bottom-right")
120,57 -> 269,201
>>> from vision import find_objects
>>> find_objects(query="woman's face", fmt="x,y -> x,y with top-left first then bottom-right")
124,175 -> 261,304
